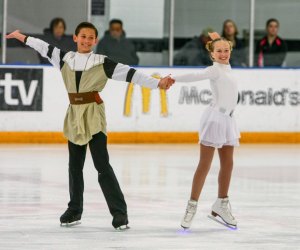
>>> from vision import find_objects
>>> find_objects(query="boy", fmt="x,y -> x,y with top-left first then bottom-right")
6,22 -> 174,230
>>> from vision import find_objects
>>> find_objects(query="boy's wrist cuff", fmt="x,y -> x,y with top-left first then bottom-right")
24,36 -> 29,44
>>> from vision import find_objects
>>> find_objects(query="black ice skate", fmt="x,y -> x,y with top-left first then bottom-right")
60,208 -> 82,227
112,214 -> 129,230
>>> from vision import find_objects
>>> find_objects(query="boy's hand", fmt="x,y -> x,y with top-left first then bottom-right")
158,76 -> 175,90
6,30 -> 26,43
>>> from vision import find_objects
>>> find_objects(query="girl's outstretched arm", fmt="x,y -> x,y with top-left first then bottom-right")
172,66 -> 217,83
6,30 -> 66,69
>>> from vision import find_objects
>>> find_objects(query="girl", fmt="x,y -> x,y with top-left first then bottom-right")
173,32 -> 240,228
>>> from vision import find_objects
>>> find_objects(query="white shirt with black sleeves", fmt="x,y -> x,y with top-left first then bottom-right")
25,36 -> 159,89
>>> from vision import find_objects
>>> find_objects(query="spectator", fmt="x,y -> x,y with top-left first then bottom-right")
173,27 -> 213,66
255,18 -> 287,67
39,18 -> 76,64
96,19 -> 139,65
222,19 -> 247,67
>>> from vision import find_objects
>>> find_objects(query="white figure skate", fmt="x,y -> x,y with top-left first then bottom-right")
181,200 -> 198,229
208,197 -> 237,229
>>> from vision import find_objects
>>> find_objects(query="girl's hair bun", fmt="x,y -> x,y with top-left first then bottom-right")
205,40 -> 213,52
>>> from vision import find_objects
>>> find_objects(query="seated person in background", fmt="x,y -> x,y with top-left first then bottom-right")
222,19 -> 247,67
96,19 -> 139,65
39,17 -> 76,64
173,27 -> 213,66
255,18 -> 287,67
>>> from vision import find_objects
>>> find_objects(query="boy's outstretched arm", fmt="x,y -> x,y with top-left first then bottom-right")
102,57 -> 175,90
6,30 -> 26,43
6,30 -> 65,69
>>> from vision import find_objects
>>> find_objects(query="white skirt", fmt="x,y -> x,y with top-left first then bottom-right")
199,106 -> 240,148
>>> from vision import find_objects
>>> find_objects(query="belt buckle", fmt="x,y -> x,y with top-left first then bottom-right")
74,97 -> 83,102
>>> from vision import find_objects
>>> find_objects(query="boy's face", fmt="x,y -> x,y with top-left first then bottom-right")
73,28 -> 98,53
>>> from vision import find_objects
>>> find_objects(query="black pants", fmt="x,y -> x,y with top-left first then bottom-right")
67,132 -> 127,217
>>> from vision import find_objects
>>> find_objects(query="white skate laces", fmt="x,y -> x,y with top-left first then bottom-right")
181,199 -> 198,229
211,197 -> 237,226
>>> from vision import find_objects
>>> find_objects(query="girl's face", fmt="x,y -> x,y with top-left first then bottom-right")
211,40 -> 231,64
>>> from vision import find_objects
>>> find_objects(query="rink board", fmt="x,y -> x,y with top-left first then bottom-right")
0,65 -> 299,143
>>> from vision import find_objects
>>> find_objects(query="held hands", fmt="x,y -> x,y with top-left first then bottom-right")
158,75 -> 175,90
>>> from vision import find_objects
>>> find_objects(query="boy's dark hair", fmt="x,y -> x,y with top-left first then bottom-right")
50,18 -> 66,33
109,19 -> 123,27
75,22 -> 98,37
266,18 -> 279,27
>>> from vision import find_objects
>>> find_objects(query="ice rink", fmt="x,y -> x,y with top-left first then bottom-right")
0,143 -> 299,250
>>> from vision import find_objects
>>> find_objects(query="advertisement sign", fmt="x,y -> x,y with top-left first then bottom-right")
0,66 -> 299,134
0,68 -> 43,111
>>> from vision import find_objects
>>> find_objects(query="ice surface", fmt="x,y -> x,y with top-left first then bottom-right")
0,144 -> 299,250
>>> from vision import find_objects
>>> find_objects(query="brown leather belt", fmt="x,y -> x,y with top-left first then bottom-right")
68,91 -> 103,105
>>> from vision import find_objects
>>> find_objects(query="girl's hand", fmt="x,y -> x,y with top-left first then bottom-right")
6,30 -> 26,43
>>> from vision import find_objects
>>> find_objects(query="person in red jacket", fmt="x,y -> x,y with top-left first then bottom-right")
256,18 -> 287,67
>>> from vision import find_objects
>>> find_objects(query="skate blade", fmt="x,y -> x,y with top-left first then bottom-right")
115,225 -> 130,231
207,215 -> 237,230
60,221 -> 81,227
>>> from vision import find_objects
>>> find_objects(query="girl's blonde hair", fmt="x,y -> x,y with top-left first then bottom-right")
205,38 -> 233,61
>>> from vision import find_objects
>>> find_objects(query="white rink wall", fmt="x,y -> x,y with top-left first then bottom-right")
0,65 -> 299,132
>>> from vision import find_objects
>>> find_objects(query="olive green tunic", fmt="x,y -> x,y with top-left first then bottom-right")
61,63 -> 108,145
